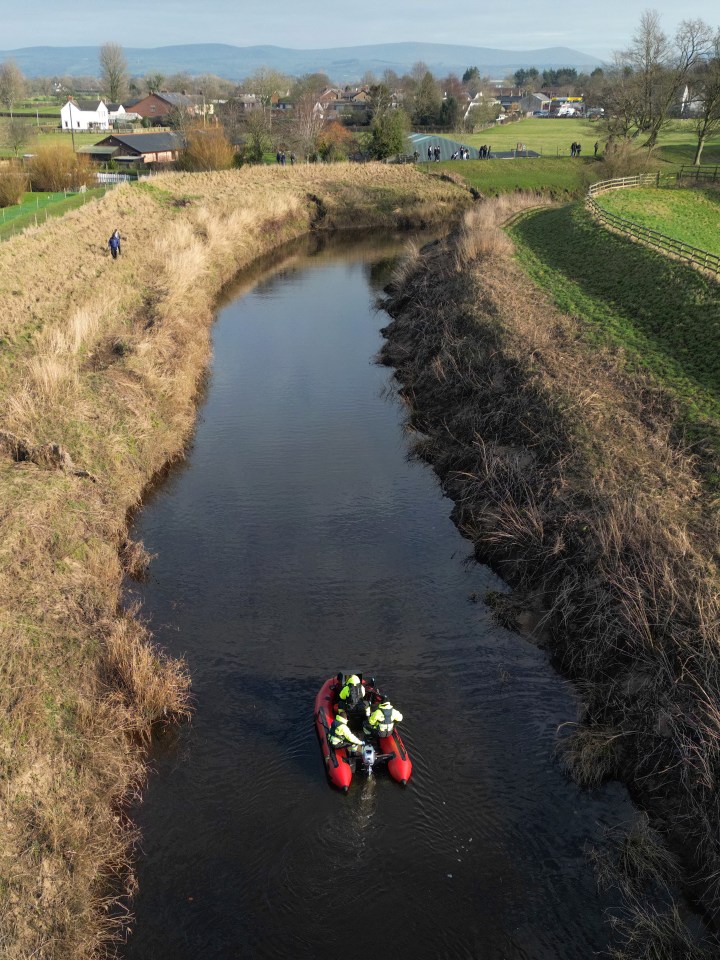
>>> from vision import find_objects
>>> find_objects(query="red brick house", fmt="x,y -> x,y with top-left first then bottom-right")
123,92 -> 207,121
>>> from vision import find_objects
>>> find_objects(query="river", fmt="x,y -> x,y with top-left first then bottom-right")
123,232 -> 633,960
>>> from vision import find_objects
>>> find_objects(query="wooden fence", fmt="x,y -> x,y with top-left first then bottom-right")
586,175 -> 720,276
676,164 -> 720,183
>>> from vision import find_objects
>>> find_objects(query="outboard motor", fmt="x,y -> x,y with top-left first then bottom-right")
361,742 -> 376,776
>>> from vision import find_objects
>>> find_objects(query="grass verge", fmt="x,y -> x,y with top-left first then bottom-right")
596,186 -> 720,258
432,155 -> 598,197
379,197 -> 720,954
0,188 -> 109,241
509,202 -> 720,487
0,164 -> 471,959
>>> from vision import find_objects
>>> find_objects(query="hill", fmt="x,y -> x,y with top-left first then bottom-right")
0,42 -> 603,82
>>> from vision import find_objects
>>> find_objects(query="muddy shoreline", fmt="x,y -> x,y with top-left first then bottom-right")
378,199 -> 720,954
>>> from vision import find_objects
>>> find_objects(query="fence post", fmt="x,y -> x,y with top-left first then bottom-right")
656,172 -> 660,188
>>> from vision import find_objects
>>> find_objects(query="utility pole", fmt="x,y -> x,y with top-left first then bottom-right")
68,97 -> 75,151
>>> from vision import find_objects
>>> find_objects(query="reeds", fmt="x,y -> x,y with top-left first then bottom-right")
380,194 -> 720,953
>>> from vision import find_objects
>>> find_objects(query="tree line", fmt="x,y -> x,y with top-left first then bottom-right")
2,15 -> 720,166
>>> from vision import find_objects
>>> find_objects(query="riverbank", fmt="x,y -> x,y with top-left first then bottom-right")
0,165 -> 471,959
379,196 -> 720,955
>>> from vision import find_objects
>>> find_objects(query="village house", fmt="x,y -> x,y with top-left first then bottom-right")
60,98 -> 110,132
78,132 -> 184,166
123,92 -> 211,123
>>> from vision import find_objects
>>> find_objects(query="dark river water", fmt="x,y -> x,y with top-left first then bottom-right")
123,233 -> 634,960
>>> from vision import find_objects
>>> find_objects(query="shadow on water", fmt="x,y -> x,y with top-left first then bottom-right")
122,229 -> 638,960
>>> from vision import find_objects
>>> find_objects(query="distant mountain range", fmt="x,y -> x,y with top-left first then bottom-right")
0,43 -> 604,82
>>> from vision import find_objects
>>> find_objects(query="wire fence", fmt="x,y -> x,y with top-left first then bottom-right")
586,175 -> 720,276
0,187 -> 109,240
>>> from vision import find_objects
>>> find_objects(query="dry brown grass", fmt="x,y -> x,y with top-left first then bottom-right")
0,163 -> 470,959
27,143 -> 95,191
0,168 -> 27,207
379,193 -> 720,953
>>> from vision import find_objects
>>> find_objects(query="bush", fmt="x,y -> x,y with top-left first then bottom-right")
600,137 -> 655,178
0,168 -> 28,207
179,125 -> 235,171
27,144 -> 95,191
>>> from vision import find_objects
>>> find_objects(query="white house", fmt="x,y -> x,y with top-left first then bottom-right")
60,98 -> 110,132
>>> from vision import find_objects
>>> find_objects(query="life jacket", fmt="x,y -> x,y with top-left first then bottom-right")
339,675 -> 364,706
369,704 -> 397,736
328,717 -> 350,746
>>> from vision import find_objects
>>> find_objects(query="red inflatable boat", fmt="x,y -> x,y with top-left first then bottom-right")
314,676 -> 412,791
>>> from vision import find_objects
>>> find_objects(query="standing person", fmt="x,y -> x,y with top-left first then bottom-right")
576,142 -> 582,156
108,229 -> 121,260
289,152 -> 296,166
427,145 -> 432,161
594,141 -> 599,157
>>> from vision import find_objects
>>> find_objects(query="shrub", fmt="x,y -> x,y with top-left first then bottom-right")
180,125 -> 235,171
600,137 -> 655,178
27,143 -> 95,191
0,167 -> 28,207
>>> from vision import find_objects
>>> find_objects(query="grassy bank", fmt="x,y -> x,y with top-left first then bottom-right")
0,188 -> 109,241
0,164 -> 470,958
509,203 -> 720,485
434,155 -> 597,197
596,186 -> 720,258
379,198 -> 720,955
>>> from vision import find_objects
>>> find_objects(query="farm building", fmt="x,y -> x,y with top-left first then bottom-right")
78,132 -> 184,165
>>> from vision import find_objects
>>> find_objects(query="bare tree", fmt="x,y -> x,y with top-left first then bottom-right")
240,109 -> 272,163
1,118 -> 31,156
145,72 -> 165,94
692,32 -> 720,165
243,67 -> 289,127
288,90 -> 325,160
604,11 -> 714,146
0,59 -> 25,118
99,42 -> 128,103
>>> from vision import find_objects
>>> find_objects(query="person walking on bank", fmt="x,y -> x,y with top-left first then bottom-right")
594,141 -> 599,157
328,709 -> 364,753
108,229 -> 121,260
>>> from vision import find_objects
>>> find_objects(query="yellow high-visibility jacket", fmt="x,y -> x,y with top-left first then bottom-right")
367,703 -> 403,736
328,717 -> 362,747
339,675 -> 365,703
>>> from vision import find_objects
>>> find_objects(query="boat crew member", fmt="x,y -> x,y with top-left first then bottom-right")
328,709 -> 364,753
364,700 -> 403,739
338,674 -> 366,709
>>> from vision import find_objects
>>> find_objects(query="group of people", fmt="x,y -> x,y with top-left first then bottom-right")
450,146 -> 473,160
327,673 -> 403,754
275,150 -> 297,166
570,141 -> 582,157
427,145 -> 442,162
477,144 -> 492,159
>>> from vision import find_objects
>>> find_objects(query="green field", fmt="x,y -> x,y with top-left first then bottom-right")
434,155 -> 598,197
0,188 -> 108,241
509,203 -> 720,483
597,186 -> 720,257
0,127 -> 103,157
446,118 -> 720,166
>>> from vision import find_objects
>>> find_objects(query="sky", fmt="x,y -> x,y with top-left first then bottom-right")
2,0 -> 719,58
